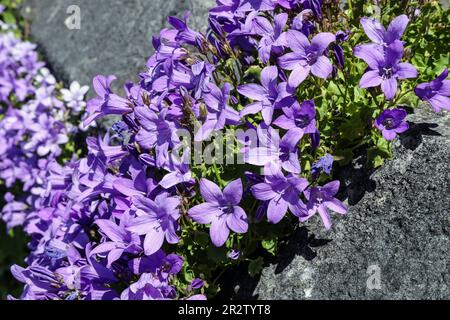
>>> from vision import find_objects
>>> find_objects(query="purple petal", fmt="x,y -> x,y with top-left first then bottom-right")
251,183 -> 277,201
381,77 -> 398,100
223,179 -> 243,205
359,70 -> 383,88
96,219 -> 127,242
396,63 -> 418,79
260,66 -> 278,91
386,15 -> 409,44
322,180 -> 340,196
210,217 -> 230,247
360,17 -> 386,44
289,65 -> 311,88
273,115 -> 296,130
428,95 -> 450,112
353,44 -> 384,69
286,30 -> 310,53
318,205 -> 332,230
189,203 -> 220,224
144,229 -> 165,256
226,206 -> 248,234
241,102 -> 263,117
199,178 -> 223,204
324,198 -> 348,215
311,32 -> 336,55
311,56 -> 333,79
278,52 -> 302,70
237,84 -> 267,101
267,197 -> 288,224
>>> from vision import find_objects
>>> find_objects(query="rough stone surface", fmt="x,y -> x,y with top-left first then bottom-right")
235,108 -> 450,300
22,0 -> 214,96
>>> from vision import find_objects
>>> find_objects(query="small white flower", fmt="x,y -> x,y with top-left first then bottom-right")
60,81 -> 89,113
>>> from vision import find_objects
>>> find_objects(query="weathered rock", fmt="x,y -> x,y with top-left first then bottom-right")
22,0 -> 214,95
236,108 -> 450,300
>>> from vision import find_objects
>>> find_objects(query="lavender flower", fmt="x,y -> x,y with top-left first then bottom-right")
360,15 -> 409,47
238,66 -> 292,125
415,68 -> 450,112
301,181 -> 348,230
354,40 -> 417,100
375,108 -> 409,141
251,162 -> 308,224
279,30 -> 336,88
127,193 -> 181,256
188,179 -> 248,247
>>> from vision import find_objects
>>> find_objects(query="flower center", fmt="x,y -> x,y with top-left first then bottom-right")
295,114 -> 310,128
279,146 -> 290,162
381,67 -> 393,79
305,52 -> 318,65
382,118 -> 395,129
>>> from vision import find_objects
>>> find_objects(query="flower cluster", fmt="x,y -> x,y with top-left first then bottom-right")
2,0 -> 449,300
0,31 -> 88,229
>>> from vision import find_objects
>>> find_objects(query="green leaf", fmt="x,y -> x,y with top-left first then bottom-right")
261,239 -> 277,256
248,257 -> 264,278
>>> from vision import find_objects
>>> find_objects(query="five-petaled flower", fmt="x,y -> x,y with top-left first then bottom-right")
375,108 -> 409,141
188,179 -> 248,247
301,180 -> 348,230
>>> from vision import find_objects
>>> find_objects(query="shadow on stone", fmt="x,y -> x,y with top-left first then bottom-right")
274,227 -> 332,274
400,122 -> 441,151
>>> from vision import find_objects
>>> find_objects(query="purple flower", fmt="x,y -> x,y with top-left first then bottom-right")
134,107 -> 180,167
127,193 -> 181,256
360,15 -> 409,47
246,125 -> 303,174
238,0 -> 276,12
257,13 -> 289,63
311,153 -> 334,178
228,249 -> 241,260
251,162 -> 308,224
195,83 -> 240,142
84,75 -> 131,125
273,100 -> 317,135
120,273 -> 171,300
279,30 -> 336,88
90,216 -> 142,267
375,108 -> 409,141
301,181 -> 347,230
190,278 -> 205,290
415,68 -> 450,113
238,66 -> 292,125
188,179 -> 248,247
354,40 -> 417,100
334,30 -> 350,68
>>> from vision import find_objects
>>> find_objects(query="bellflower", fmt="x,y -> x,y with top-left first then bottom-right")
127,193 -> 181,256
246,125 -> 303,174
188,179 -> 248,247
374,108 -> 409,141
301,181 -> 347,230
354,40 -> 417,100
273,99 -> 317,135
257,13 -> 289,63
415,68 -> 450,112
84,75 -> 131,125
60,81 -> 89,113
195,83 -> 240,142
360,15 -> 409,47
134,106 -> 180,167
251,162 -> 308,224
279,30 -> 336,88
238,66 -> 292,125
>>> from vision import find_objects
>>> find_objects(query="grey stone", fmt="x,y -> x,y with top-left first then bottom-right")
21,0 -> 214,96
239,107 -> 450,300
